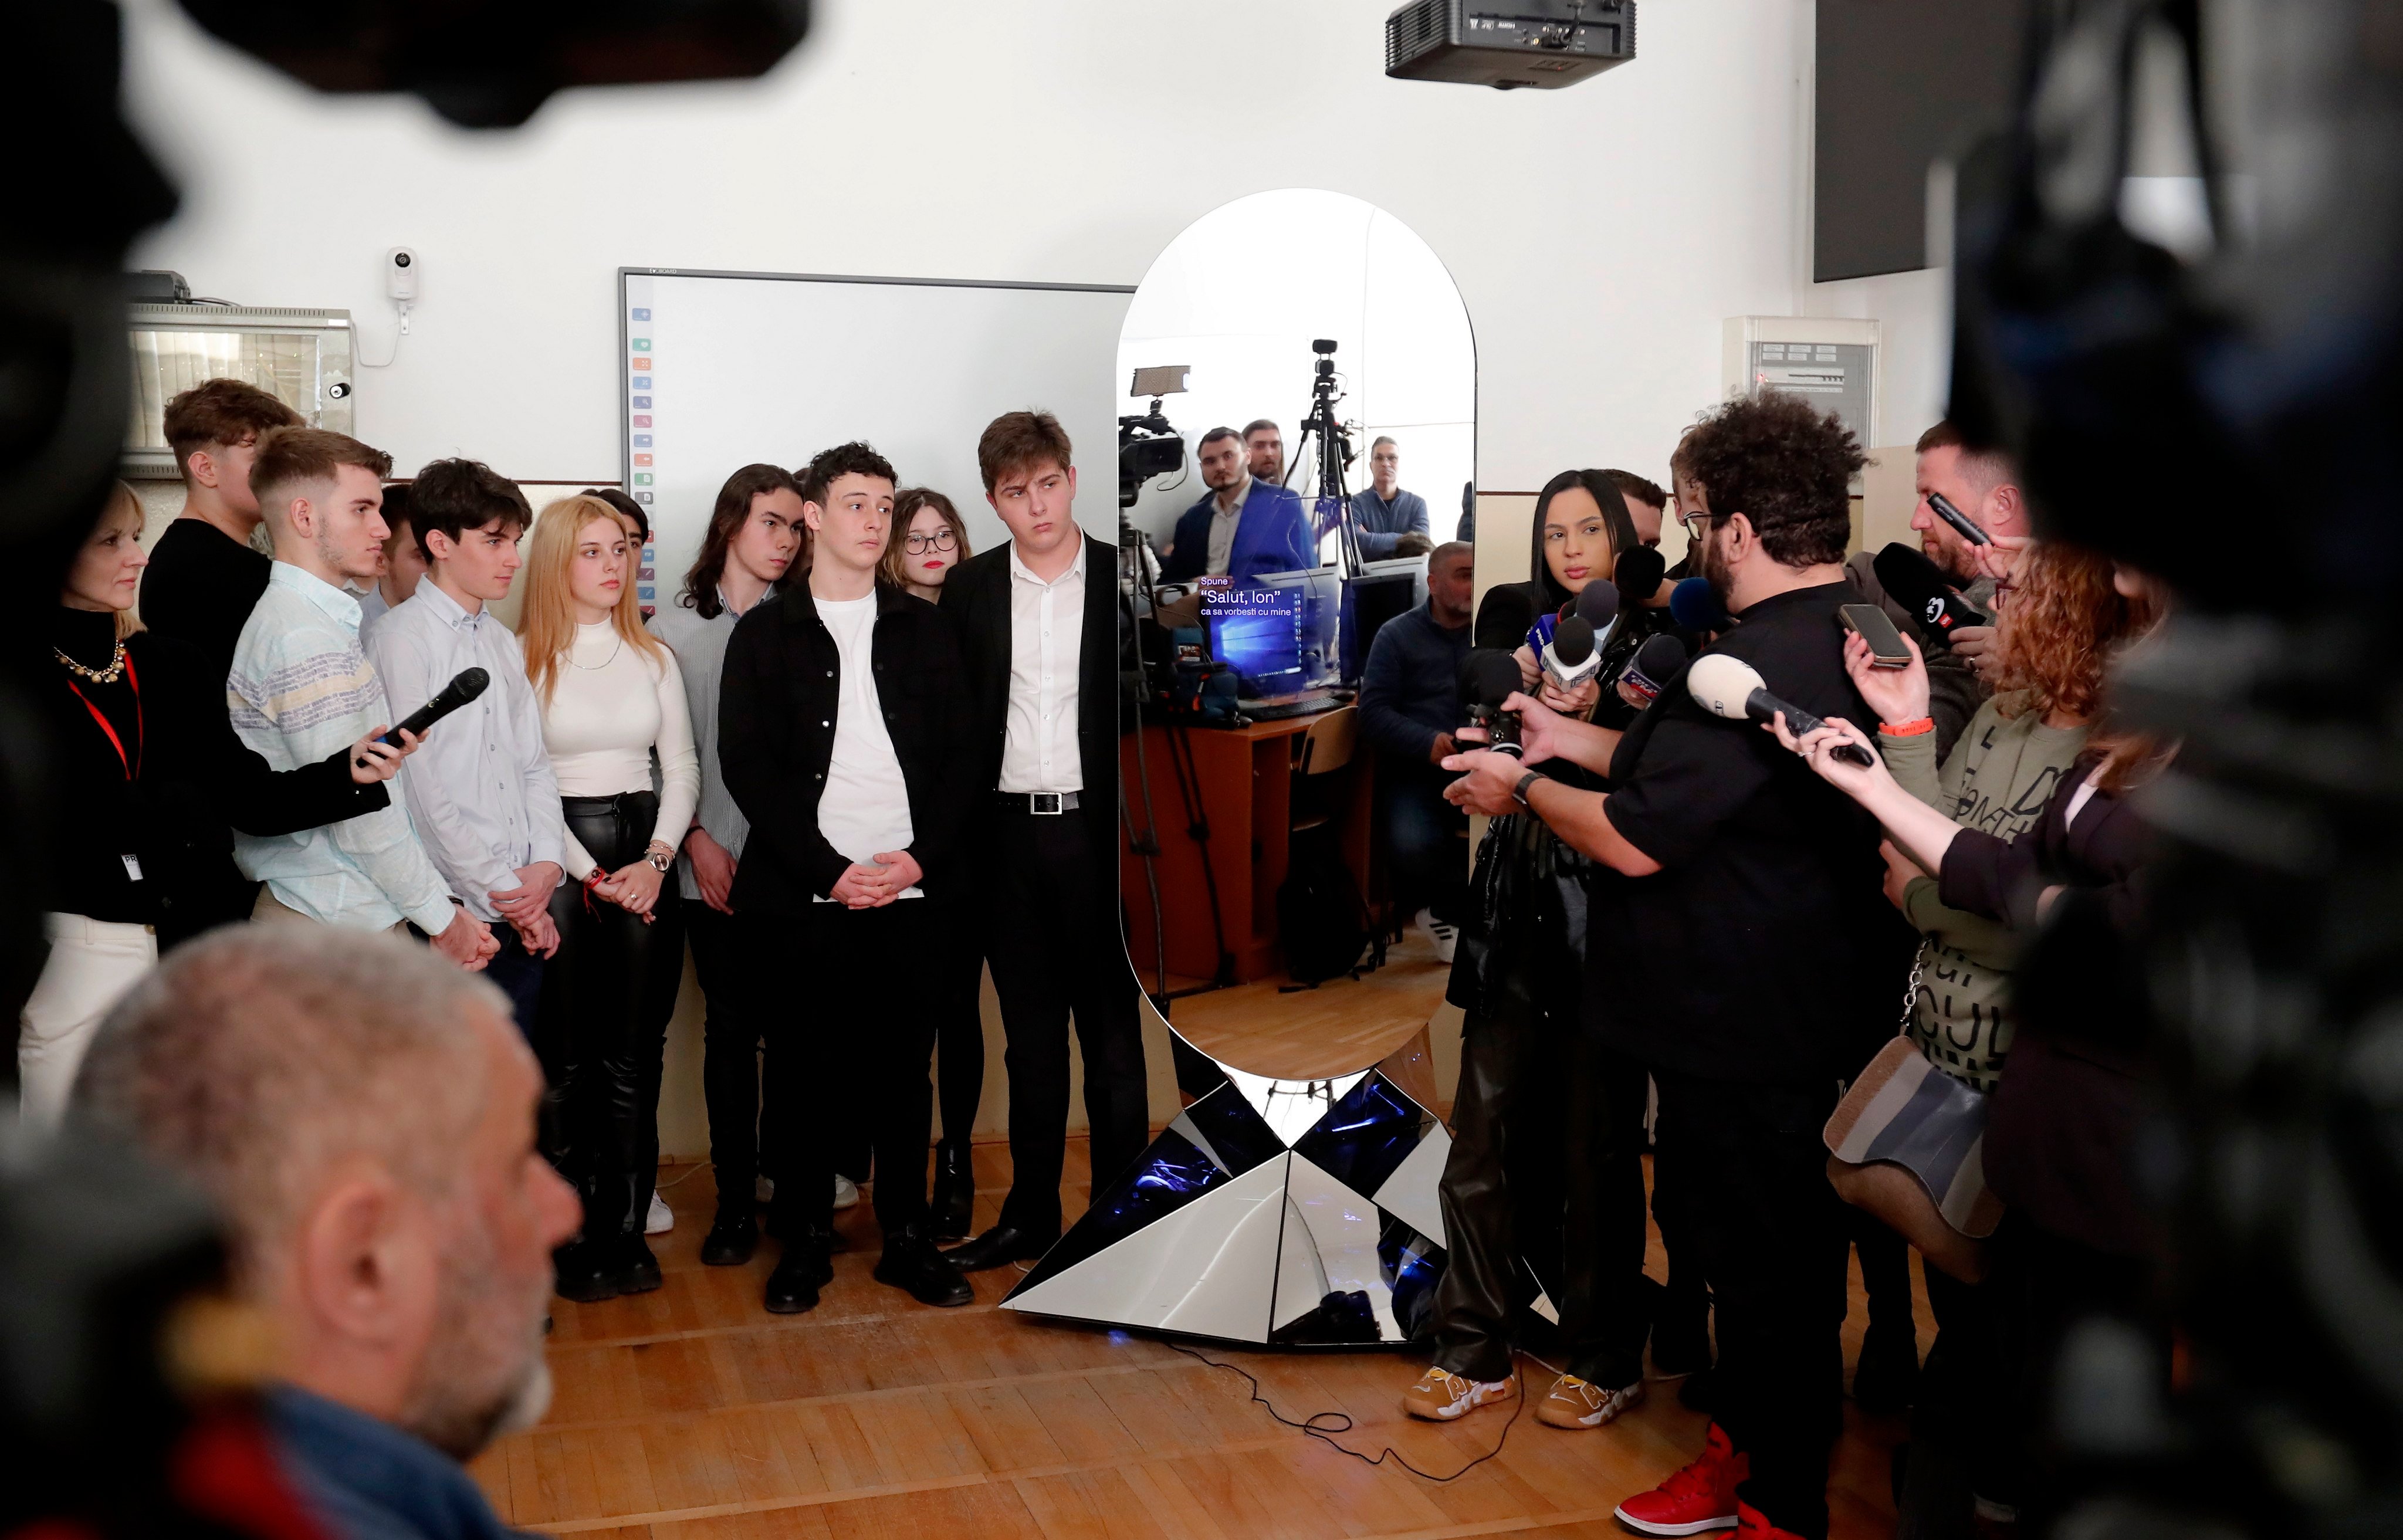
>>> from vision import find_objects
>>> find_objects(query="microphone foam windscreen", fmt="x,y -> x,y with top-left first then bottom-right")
1469,649 -> 1525,710
1684,652 -> 1766,721
1573,578 -> 1620,631
1669,577 -> 1730,633
1552,615 -> 1595,667
1633,633 -> 1692,679
1473,583 -> 1538,652
1614,547 -> 1666,604
1873,542 -> 1981,629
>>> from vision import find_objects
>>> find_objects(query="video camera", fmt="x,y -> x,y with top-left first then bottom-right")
1118,363 -> 1190,509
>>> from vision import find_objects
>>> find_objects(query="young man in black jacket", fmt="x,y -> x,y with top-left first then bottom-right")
718,441 -> 977,1314
939,411 -> 1149,1272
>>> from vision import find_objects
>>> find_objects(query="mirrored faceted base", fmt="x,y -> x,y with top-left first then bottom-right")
1002,1030 -> 1451,1346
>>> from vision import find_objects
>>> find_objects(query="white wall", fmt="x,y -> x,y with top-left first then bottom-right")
121,0 -> 1863,503
120,0 -> 1967,1153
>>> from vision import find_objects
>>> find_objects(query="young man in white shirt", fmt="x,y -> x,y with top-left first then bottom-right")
228,428 -> 496,973
718,442 -> 977,1314
364,458 -> 565,1037
940,411 -> 1149,1272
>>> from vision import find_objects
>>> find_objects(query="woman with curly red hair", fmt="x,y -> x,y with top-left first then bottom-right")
1828,536 -> 2160,1531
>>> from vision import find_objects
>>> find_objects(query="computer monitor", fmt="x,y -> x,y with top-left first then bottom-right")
1203,568 -> 1341,698
1254,567 -> 1341,691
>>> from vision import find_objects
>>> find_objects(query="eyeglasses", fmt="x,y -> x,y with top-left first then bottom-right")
904,530 -> 957,554
1676,509 -> 1727,541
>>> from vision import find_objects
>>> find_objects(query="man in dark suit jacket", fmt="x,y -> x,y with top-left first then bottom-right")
939,411 -> 1149,1272
1157,426 -> 1314,585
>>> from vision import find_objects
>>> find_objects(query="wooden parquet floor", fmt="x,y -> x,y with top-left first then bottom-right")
472,1143 -> 1934,1539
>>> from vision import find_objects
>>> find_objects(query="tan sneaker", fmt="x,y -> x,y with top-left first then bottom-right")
1536,1373 -> 1644,1429
1401,1365 -> 1515,1421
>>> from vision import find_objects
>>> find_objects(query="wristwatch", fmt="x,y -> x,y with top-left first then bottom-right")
644,842 -> 674,874
1512,768 -> 1546,807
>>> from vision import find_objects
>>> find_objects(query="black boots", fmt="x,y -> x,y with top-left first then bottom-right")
701,1205 -> 760,1267
553,1232 -> 663,1302
930,1140 -> 976,1243
764,1224 -> 836,1314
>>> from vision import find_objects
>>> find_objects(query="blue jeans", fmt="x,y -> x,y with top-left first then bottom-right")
1381,761 -> 1469,924
482,920 -> 549,1040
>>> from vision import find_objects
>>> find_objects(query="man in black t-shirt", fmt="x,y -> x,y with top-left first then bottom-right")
1445,395 -> 1913,1540
141,377 -> 304,683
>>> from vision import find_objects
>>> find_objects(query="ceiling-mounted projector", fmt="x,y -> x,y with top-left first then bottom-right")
1385,0 -> 1636,89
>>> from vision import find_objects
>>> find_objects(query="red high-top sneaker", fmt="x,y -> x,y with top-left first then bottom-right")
1612,1421 -> 1749,1535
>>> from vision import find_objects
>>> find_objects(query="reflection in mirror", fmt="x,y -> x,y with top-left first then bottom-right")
1113,189 -> 1475,1088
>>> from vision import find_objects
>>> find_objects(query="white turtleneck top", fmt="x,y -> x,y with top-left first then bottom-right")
540,619 -> 700,879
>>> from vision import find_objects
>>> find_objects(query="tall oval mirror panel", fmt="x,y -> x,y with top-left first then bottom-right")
999,189 -> 1475,1345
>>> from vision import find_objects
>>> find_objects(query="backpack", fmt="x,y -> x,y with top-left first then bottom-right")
1277,824 -> 1373,987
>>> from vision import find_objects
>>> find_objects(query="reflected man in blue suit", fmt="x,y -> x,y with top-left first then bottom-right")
1159,427 -> 1313,585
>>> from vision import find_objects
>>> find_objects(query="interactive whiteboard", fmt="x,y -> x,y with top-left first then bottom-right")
618,269 -> 1134,609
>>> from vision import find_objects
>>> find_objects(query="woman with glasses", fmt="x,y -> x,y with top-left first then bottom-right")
876,487 -> 983,1240
522,495 -> 700,1302
884,486 -> 971,603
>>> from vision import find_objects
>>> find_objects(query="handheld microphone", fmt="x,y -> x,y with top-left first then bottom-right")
357,666 -> 490,767
1669,577 -> 1732,634
1686,654 -> 1876,768
1873,543 -> 1987,635
1542,616 -> 1599,693
1925,491 -> 1992,546
1614,547 -> 1667,608
1620,633 -> 1693,705
1464,649 -> 1525,758
1539,584 -> 1619,694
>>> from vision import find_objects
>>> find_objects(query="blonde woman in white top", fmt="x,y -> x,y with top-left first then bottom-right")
520,495 -> 700,1304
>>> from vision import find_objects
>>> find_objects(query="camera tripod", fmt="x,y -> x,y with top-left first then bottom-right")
1285,339 -> 1365,577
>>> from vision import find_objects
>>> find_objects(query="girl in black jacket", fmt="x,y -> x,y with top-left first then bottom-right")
22,483 -> 412,1130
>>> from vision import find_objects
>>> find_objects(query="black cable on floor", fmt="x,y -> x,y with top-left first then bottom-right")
1169,1344 -> 1525,1482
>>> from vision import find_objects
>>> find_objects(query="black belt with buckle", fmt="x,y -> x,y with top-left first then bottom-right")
994,790 -> 1081,815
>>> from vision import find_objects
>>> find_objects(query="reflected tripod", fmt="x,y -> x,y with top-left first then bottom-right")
1286,338 -> 1364,576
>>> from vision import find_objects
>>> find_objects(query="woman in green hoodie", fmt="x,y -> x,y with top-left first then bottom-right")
1839,537 -> 2160,1536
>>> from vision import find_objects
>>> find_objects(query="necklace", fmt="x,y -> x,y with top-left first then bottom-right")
570,631 -> 624,671
55,639 -> 128,684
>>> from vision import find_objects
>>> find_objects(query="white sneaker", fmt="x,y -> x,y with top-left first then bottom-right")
645,1191 -> 674,1235
754,1174 -> 775,1205
1415,908 -> 1459,964
834,1173 -> 860,1210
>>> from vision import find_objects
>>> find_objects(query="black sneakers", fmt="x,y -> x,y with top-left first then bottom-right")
875,1226 -> 974,1307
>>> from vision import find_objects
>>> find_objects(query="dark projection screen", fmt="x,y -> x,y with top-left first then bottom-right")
1815,0 -> 2025,282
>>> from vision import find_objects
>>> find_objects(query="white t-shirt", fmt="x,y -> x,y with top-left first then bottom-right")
814,593 -> 921,899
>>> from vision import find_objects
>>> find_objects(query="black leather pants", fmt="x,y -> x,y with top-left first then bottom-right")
1431,815 -> 1650,1387
543,792 -> 684,1245
1431,990 -> 1652,1386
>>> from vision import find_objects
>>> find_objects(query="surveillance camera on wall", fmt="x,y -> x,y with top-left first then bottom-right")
387,247 -> 419,302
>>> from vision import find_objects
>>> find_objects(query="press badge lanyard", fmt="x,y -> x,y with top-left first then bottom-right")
65,655 -> 146,880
